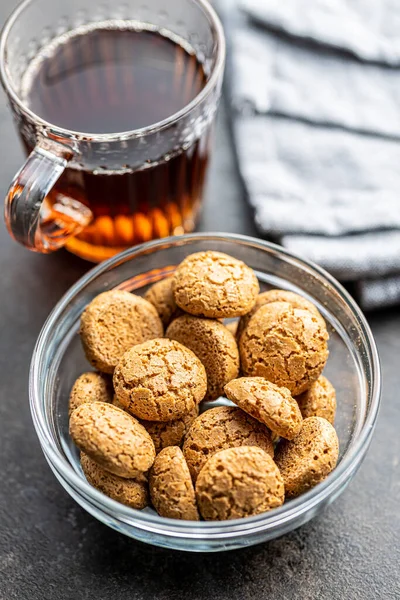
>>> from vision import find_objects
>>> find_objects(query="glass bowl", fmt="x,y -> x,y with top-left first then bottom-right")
30,233 -> 381,552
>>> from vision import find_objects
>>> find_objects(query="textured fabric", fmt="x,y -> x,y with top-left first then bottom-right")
224,0 -> 400,310
231,26 -> 400,138
243,0 -> 400,66
235,117 -> 400,238
357,274 -> 400,311
282,231 -> 400,281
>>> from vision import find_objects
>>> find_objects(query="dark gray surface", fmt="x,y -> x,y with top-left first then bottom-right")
0,2 -> 399,599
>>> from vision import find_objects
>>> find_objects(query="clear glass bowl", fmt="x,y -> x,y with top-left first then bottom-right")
30,233 -> 381,552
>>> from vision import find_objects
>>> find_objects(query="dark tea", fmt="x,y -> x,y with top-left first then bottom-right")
21,24 -> 210,261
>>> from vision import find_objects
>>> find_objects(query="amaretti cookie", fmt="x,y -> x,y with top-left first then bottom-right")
80,290 -> 163,373
239,301 -> 329,395
166,315 -> 239,401
183,406 -> 274,481
224,377 -> 303,440
196,446 -> 284,520
139,406 -> 199,454
113,395 -> 199,453
275,416 -> 339,497
69,371 -> 112,417
81,453 -> 148,509
149,446 -> 199,520
236,289 -> 324,341
144,276 -> 182,327
296,376 -> 336,424
113,338 -> 207,421
69,402 -> 156,478
172,251 -> 259,318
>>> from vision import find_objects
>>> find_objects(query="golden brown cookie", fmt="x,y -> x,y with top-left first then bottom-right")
80,290 -> 163,374
236,289 -> 324,341
166,315 -> 239,401
111,394 -> 125,411
182,406 -> 274,481
144,277 -> 182,327
275,416 -> 339,498
140,406 -> 199,454
113,338 -> 207,422
196,446 -> 284,520
239,301 -> 329,395
68,372 -> 112,417
80,453 -> 148,509
112,396 -> 199,453
224,320 -> 239,337
149,446 -> 199,520
296,376 -> 336,424
224,377 -> 303,440
172,251 -> 259,318
69,402 -> 156,478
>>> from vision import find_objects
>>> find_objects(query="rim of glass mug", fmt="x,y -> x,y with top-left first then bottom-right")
0,0 -> 226,141
29,233 -> 381,550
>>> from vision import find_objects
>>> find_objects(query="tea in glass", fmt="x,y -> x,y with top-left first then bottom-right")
20,23 -> 211,261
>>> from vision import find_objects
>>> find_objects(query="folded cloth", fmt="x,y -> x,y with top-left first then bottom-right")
235,117 -> 400,239
230,26 -> 400,139
357,274 -> 400,311
243,0 -> 400,66
223,0 -> 400,310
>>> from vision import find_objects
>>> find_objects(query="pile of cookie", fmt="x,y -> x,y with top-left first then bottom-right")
69,250 -> 339,521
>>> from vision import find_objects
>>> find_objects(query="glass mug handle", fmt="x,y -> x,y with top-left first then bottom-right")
4,144 -> 92,253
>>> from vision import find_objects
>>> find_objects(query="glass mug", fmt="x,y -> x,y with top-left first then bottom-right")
0,0 -> 225,262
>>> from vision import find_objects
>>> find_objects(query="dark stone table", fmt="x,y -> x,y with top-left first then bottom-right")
1,2 -> 399,598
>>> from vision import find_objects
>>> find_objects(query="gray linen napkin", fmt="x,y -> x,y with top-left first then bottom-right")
223,0 -> 400,310
244,0 -> 400,66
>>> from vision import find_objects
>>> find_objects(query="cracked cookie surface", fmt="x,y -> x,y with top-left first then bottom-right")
80,290 -> 163,374
144,276 -> 182,327
236,289 -> 324,341
149,446 -> 199,520
172,251 -> 259,318
296,376 -> 336,424
275,416 -> 339,498
182,406 -> 274,482
196,446 -> 284,520
113,338 -> 207,422
69,402 -> 156,478
69,371 -> 112,417
225,377 -> 303,440
81,453 -> 148,509
239,301 -> 329,395
166,315 -> 239,401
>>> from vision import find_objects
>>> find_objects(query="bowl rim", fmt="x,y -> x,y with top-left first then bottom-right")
29,232 -> 381,538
